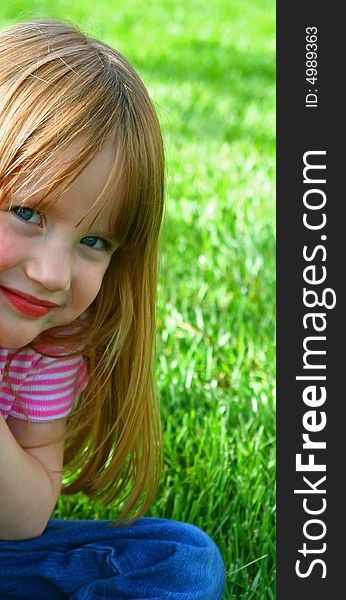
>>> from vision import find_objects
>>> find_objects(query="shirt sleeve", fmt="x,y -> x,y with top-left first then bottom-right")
8,354 -> 89,422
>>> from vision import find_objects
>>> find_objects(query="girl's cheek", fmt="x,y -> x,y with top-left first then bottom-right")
0,248 -> 16,271
0,229 -> 22,271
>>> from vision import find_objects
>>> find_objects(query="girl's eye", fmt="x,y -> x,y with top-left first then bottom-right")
11,206 -> 42,225
81,236 -> 110,251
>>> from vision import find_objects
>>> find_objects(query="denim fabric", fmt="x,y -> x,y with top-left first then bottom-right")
0,517 -> 225,599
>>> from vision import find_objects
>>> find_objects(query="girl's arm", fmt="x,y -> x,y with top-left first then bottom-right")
0,413 -> 65,540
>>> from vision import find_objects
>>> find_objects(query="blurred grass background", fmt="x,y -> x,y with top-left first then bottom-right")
0,1 -> 276,597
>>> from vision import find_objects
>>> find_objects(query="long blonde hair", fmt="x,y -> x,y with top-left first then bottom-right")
0,19 -> 164,521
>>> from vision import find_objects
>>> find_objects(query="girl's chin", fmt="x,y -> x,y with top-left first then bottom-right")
0,325 -> 41,349
0,334 -> 35,349
0,320 -> 78,350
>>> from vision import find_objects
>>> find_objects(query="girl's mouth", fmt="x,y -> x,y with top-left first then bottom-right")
0,286 -> 58,318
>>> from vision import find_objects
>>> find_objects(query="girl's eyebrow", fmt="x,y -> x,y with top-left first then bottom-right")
90,230 -> 117,241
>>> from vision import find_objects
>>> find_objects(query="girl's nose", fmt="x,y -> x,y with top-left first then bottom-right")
24,246 -> 72,292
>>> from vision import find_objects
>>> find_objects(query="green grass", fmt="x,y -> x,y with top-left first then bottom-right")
1,1 -> 276,597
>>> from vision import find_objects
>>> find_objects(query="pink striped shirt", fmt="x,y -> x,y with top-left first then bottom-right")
0,346 -> 88,421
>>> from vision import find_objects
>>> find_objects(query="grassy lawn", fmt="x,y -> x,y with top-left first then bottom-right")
1,1 -> 276,597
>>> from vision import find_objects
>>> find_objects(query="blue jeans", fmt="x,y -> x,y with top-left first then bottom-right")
0,517 -> 225,599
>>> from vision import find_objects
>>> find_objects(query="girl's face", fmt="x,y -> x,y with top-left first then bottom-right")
0,142 -> 119,348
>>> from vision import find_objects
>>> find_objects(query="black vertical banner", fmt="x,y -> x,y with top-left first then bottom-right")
277,1 -> 345,598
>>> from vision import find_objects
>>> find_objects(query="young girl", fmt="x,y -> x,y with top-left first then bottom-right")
0,18 -> 225,600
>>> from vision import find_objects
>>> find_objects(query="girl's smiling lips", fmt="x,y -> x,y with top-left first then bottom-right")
0,285 -> 60,317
